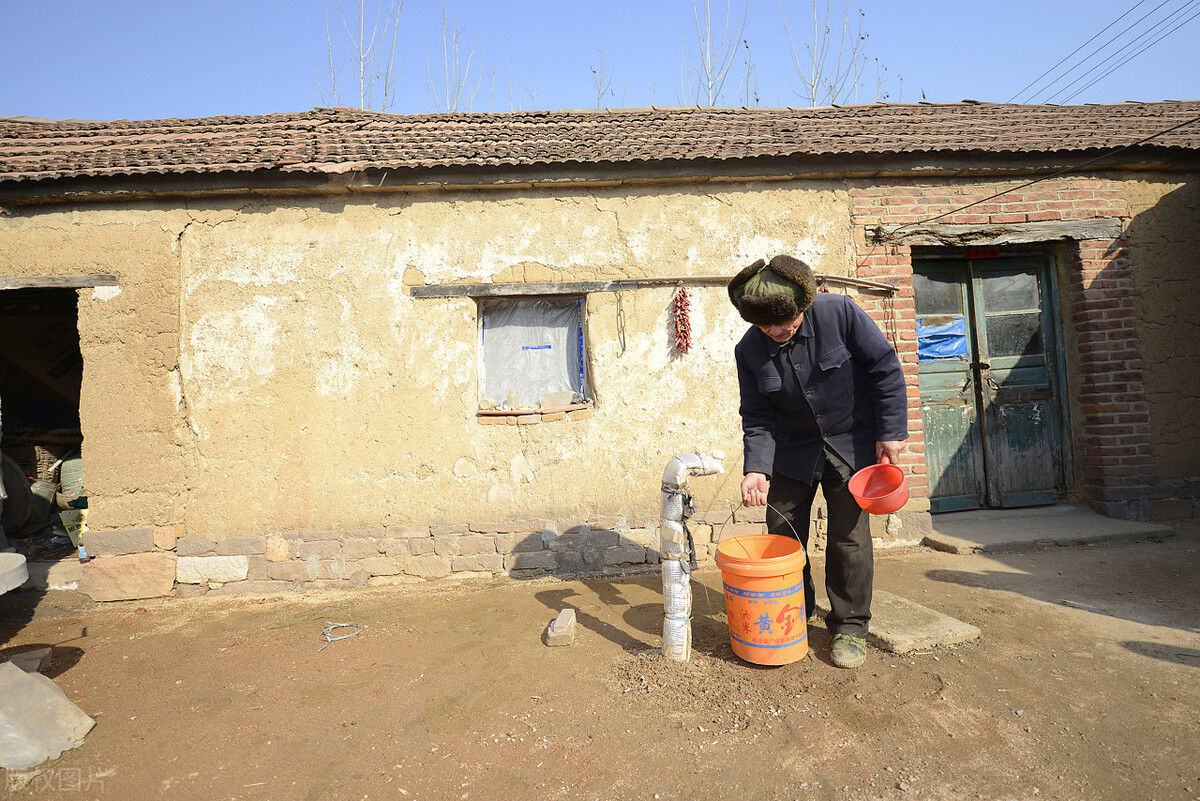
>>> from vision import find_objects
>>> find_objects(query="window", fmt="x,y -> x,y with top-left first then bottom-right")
478,297 -> 589,410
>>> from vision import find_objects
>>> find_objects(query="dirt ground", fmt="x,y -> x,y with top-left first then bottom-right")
2,522 -> 1198,801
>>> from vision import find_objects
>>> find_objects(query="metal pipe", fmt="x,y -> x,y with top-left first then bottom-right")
659,451 -> 724,661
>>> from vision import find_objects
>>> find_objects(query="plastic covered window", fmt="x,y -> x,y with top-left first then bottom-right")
479,297 -> 588,409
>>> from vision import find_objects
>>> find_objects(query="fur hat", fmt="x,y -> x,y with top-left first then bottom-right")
727,255 -> 817,326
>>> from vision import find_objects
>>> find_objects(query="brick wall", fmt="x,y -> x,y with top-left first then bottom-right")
847,176 -> 1171,520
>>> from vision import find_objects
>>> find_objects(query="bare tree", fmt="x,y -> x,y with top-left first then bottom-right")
318,0 -> 404,111
783,0 -> 895,106
682,0 -> 748,106
427,5 -> 480,112
589,51 -> 615,109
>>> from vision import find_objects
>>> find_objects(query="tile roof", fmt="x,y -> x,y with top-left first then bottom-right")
1,101 -> 1198,185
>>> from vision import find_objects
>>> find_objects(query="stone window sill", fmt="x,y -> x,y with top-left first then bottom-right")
477,403 -> 593,425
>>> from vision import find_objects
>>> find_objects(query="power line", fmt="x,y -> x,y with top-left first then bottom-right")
1058,3 -> 1200,103
1030,0 -> 1180,104
1007,0 -> 1152,103
1046,0 -> 1200,104
884,111 -> 1200,237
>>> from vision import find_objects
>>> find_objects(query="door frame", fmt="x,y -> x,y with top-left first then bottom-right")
912,246 -> 1074,511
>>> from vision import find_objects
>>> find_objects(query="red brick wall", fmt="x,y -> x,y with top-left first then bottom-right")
846,177 -> 1161,519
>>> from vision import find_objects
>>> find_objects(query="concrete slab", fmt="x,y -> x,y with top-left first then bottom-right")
1,646 -> 52,674
24,558 -> 82,591
814,590 -> 980,654
923,505 -> 1173,554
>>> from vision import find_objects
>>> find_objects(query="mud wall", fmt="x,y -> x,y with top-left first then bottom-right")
1122,174 -> 1200,489
1,182 -> 857,539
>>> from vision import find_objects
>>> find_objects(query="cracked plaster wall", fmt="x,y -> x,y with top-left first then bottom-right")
1121,174 -> 1200,480
1,181 -> 854,538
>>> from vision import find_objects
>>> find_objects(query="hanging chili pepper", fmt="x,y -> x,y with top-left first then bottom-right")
672,285 -> 692,354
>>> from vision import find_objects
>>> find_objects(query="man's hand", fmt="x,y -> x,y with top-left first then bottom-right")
741,472 -> 769,507
875,440 -> 905,464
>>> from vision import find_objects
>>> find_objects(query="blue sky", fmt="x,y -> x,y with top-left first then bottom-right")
2,0 -> 1197,121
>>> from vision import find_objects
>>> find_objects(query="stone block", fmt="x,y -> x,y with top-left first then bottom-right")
176,537 -> 216,557
1150,499 -> 1194,521
153,525 -> 180,551
458,535 -> 496,556
431,523 -> 469,536
505,551 -> 557,571
0,661 -> 95,770
545,609 -> 576,646
82,528 -> 155,557
341,538 -> 382,559
174,585 -> 208,598
405,555 -> 451,579
381,538 -> 410,557
546,531 -> 587,552
316,558 -> 348,580
176,555 -> 249,585
342,528 -> 386,540
452,553 -> 504,573
297,541 -> 339,560
356,556 -> 400,576
497,533 -> 545,553
734,506 -> 767,523
387,525 -> 431,539
687,524 -> 713,545
265,535 -> 290,562
217,536 -> 267,556
605,545 -> 647,565
267,562 -> 310,582
246,555 -> 269,581
80,553 -> 177,601
407,538 -> 435,556
588,529 -> 620,547
434,536 -> 462,557
516,414 -> 540,425
23,559 -> 81,591
567,408 -> 592,421
540,412 -> 566,422
303,530 -> 339,541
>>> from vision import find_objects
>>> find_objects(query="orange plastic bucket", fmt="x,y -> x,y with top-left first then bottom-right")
848,453 -> 909,514
714,534 -> 808,665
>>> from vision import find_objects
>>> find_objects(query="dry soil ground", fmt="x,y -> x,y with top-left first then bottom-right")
1,522 -> 1198,801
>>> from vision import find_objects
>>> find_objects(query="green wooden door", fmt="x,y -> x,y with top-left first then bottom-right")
915,256 -> 1064,512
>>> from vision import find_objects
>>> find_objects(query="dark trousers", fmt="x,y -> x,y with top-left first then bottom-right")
765,466 -> 873,638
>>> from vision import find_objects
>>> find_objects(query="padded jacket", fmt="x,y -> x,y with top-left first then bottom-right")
735,293 -> 908,481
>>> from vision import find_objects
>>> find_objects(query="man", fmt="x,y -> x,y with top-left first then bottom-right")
729,255 -> 908,669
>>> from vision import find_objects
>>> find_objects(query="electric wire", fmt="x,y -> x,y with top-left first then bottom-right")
1058,3 -> 1200,103
1025,0 -> 1178,103
885,111 -> 1200,236
1047,0 -> 1200,104
1007,0 -> 1152,103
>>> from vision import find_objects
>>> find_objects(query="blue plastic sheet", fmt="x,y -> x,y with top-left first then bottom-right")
917,317 -> 968,361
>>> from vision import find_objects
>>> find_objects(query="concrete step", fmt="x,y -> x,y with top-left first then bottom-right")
923,505 -> 1173,554
813,591 -> 980,654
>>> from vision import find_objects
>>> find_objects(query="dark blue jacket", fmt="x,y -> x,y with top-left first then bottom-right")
735,293 -> 908,481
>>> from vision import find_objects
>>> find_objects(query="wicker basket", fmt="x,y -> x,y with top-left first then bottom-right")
4,444 -> 38,479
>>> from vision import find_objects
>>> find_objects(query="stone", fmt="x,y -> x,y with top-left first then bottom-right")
302,530 -> 339,541
734,506 -> 767,523
176,537 -> 216,556
153,525 -> 179,551
605,545 -> 647,565
265,535 -> 290,562
315,558 -> 348,580
813,591 -> 979,654
451,554 -> 503,573
405,555 -> 451,579
381,538 -> 410,557
433,536 -> 462,557
174,585 -> 208,598
356,556 -> 400,576
80,553 -> 176,601
0,662 -> 95,770
216,536 -> 266,555
496,533 -> 545,553
406,538 -> 435,556
588,529 -> 620,547
431,523 -> 469,536
341,538 -> 382,559
297,541 -> 339,560
505,551 -> 557,571
458,535 -> 496,556
545,609 -> 576,646
567,408 -> 592,421
246,555 -> 269,580
207,581 -> 289,596
266,562 -> 310,582
81,527 -> 155,557
175,555 -> 249,585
